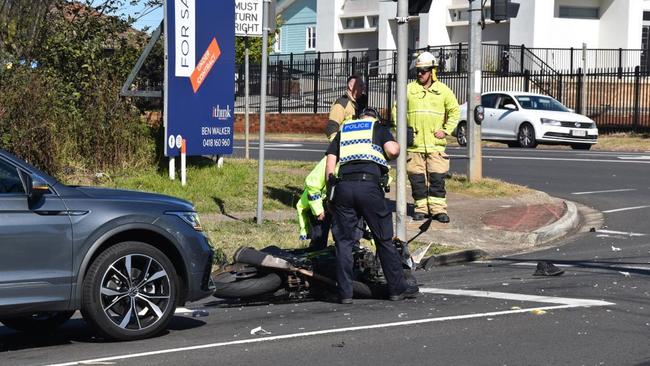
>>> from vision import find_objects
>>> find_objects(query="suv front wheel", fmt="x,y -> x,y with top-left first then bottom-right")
81,242 -> 179,341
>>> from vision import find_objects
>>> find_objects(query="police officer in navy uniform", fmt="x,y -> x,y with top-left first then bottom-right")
325,107 -> 419,304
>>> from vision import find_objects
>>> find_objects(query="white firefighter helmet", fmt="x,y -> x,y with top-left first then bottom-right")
415,51 -> 438,68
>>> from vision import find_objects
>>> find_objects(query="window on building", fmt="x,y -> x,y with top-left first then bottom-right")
558,6 -> 599,19
449,8 -> 471,22
368,16 -> 378,28
342,17 -> 364,29
273,29 -> 281,53
306,26 -> 316,51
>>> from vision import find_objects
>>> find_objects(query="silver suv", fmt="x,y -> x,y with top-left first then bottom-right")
0,149 -> 215,340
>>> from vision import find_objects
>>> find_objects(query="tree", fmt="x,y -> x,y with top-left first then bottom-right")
234,15 -> 282,65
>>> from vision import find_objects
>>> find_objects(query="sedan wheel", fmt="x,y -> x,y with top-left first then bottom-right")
81,242 -> 178,340
455,122 -> 467,147
518,123 -> 537,148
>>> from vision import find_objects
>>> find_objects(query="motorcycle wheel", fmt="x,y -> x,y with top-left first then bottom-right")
212,271 -> 283,299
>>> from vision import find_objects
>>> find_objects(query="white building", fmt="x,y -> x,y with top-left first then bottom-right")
316,0 -> 650,70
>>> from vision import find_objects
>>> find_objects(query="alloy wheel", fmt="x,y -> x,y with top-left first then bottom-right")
100,254 -> 171,331
518,124 -> 536,148
456,123 -> 467,146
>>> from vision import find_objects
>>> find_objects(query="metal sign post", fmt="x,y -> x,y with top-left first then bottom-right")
245,37 -> 251,159
467,0 -> 483,182
235,0 -> 264,160
255,0 -> 270,225
395,0 -> 409,241
163,0 -> 236,185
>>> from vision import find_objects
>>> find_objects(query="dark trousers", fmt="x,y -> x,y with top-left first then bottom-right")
308,210 -> 364,251
331,181 -> 407,299
307,211 -> 332,250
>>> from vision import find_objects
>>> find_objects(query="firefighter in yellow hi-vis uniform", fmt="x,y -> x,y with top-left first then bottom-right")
403,51 -> 460,222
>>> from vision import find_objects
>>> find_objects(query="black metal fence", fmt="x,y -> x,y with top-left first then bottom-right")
235,46 -> 650,132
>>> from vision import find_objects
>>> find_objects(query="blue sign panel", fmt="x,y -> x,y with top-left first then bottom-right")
165,0 -> 235,156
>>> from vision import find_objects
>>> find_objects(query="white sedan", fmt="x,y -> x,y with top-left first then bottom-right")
455,91 -> 598,149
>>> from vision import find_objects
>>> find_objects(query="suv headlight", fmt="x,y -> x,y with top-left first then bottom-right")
540,118 -> 562,126
166,211 -> 203,231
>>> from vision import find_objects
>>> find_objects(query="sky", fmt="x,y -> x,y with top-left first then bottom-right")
91,1 -> 164,31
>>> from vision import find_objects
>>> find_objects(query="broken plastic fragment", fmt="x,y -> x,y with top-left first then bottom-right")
611,245 -> 622,252
530,309 -> 547,315
250,326 -> 272,335
192,310 -> 209,317
618,271 -> 631,277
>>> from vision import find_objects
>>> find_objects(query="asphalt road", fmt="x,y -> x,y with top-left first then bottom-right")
2,142 -> 650,366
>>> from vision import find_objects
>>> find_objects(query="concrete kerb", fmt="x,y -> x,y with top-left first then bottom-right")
531,200 -> 579,244
421,199 -> 583,268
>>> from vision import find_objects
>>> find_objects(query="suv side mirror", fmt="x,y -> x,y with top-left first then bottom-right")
20,171 -> 49,206
504,103 -> 517,110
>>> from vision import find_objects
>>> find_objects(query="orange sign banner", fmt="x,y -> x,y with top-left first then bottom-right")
190,38 -> 221,93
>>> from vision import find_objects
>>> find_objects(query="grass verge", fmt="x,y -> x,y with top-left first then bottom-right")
93,158 -> 313,213
63,158 -> 522,262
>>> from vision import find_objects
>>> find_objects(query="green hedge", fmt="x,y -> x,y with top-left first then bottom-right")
0,65 -> 155,178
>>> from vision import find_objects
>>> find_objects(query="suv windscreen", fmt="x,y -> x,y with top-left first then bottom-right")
0,159 -> 25,194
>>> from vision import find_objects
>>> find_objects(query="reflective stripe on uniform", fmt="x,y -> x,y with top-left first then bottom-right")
427,196 -> 447,205
339,119 -> 389,168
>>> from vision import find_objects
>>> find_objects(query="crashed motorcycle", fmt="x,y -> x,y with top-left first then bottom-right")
212,238 -> 426,301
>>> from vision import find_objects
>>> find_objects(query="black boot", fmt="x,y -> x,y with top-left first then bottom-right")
412,212 -> 426,221
432,213 -> 450,223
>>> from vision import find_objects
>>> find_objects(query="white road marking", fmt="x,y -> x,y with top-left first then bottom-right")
419,288 -> 613,307
234,144 -> 650,165
571,188 -> 637,195
470,155 -> 650,164
234,146 -> 324,153
603,205 -> 650,213
617,155 -> 650,160
44,288 -> 613,366
595,229 -> 646,237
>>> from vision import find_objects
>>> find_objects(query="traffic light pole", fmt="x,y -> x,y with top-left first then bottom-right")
467,0 -> 483,182
395,0 -> 409,241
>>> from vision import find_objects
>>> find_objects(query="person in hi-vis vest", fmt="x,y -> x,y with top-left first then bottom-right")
393,51 -> 460,222
325,107 -> 419,304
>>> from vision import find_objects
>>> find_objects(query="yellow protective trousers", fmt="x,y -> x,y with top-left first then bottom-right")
406,151 -> 449,215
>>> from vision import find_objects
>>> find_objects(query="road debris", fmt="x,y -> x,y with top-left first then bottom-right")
332,341 -> 346,348
611,245 -> 622,252
533,261 -> 565,276
530,309 -> 547,315
250,326 -> 272,335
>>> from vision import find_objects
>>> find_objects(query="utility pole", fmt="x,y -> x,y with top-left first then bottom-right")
467,0 -> 483,182
256,0 -> 270,225
394,0 -> 409,241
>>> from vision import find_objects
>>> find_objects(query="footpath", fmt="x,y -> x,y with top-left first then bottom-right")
203,187 -> 604,264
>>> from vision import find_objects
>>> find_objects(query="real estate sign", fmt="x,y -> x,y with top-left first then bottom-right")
164,0 -> 235,157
